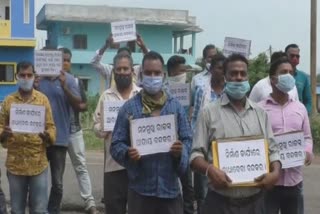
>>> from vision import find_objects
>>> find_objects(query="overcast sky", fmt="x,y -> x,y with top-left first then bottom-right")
35,0 -> 315,72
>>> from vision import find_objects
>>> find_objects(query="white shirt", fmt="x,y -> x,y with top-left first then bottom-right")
190,68 -> 211,105
249,77 -> 299,103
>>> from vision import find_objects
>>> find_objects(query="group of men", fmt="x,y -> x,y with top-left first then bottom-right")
0,33 -> 314,214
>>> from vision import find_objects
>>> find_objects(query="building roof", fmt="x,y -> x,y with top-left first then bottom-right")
37,4 -> 203,33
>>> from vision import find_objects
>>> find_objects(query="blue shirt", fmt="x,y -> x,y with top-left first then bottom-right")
294,69 -> 311,114
38,72 -> 80,146
110,92 -> 192,199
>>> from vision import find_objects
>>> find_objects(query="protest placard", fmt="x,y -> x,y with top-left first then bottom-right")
274,131 -> 305,169
168,83 -> 190,107
111,20 -> 137,43
9,104 -> 45,134
131,115 -> 177,156
102,100 -> 126,131
212,137 -> 269,186
223,37 -> 251,59
34,50 -> 62,76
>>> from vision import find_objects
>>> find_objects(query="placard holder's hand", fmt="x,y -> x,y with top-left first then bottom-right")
136,34 -> 145,48
39,131 -> 50,143
305,152 -> 313,166
254,171 -> 279,190
207,165 -> 232,189
128,147 -> 141,161
170,141 -> 183,158
105,34 -> 114,47
0,126 -> 13,142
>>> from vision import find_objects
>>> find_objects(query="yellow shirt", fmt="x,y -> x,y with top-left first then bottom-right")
0,90 -> 56,176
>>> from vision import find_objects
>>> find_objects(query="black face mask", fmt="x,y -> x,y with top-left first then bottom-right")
114,73 -> 132,89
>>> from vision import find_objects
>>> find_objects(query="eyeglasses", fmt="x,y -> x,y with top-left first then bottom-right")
289,54 -> 300,59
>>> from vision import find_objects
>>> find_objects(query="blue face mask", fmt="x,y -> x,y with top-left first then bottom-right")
275,73 -> 296,93
225,81 -> 250,100
142,75 -> 163,95
17,77 -> 34,92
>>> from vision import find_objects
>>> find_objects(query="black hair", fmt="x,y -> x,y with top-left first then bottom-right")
142,51 -> 164,67
17,61 -> 35,74
270,51 -> 288,64
117,47 -> 132,55
269,58 -> 292,77
202,44 -> 216,58
223,54 -> 248,74
167,55 -> 186,75
210,54 -> 226,70
113,53 -> 133,68
59,47 -> 72,57
285,44 -> 299,53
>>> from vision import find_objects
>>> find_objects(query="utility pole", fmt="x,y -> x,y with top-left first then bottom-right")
310,0 -> 317,115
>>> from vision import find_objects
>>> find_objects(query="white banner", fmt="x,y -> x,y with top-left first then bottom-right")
168,83 -> 191,107
217,138 -> 268,184
9,104 -> 45,134
102,100 -> 126,131
223,37 -> 251,59
34,50 -> 62,76
111,20 -> 137,43
131,115 -> 177,156
274,132 -> 305,169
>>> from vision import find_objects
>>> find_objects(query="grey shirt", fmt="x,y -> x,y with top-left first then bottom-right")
190,94 -> 280,198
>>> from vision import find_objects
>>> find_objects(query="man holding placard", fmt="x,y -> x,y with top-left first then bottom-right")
259,57 -> 313,214
0,61 -> 56,214
110,51 -> 192,214
93,53 -> 141,214
190,54 -> 281,214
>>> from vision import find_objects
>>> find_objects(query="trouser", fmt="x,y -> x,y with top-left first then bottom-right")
7,168 -> 48,214
265,182 -> 304,214
202,190 -> 265,214
180,167 -> 195,214
104,170 -> 128,214
194,172 -> 208,213
68,130 -> 96,210
47,146 -> 68,214
127,189 -> 183,214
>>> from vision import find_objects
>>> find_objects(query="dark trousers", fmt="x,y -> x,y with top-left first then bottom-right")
265,182 -> 304,214
47,146 -> 68,214
104,170 -> 128,214
180,167 -> 195,214
128,189 -> 183,214
194,172 -> 208,213
202,190 -> 265,214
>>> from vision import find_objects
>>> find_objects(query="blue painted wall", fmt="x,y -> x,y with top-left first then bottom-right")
11,0 -> 35,38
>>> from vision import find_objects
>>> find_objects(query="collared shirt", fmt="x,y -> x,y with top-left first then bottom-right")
259,96 -> 313,187
90,50 -> 142,89
93,84 -> 141,173
249,76 -> 299,103
0,90 -> 56,176
190,68 -> 211,105
110,91 -> 192,199
191,86 -> 223,129
293,69 -> 312,114
190,94 -> 280,198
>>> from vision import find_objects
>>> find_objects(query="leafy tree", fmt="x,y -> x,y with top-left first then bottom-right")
248,53 -> 270,88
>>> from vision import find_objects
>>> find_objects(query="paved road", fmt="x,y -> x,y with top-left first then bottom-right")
1,150 -> 320,213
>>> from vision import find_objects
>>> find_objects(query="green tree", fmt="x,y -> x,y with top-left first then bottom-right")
248,53 -> 270,88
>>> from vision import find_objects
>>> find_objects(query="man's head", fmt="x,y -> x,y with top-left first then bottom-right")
269,58 -> 295,94
59,47 -> 72,72
113,53 -> 134,89
223,54 -> 250,100
210,54 -> 226,79
141,51 -> 165,95
166,55 -> 187,84
285,44 -> 300,69
203,44 -> 217,64
117,47 -> 132,56
16,61 -> 35,92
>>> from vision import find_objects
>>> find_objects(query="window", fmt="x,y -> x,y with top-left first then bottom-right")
0,64 -> 15,84
73,35 -> 87,49
81,79 -> 89,91
5,6 -> 10,20
24,0 -> 30,23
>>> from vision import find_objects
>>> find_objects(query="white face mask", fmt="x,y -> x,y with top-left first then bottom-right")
167,73 -> 187,84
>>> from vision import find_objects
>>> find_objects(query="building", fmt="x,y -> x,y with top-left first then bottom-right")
0,0 -> 36,101
37,4 -> 202,95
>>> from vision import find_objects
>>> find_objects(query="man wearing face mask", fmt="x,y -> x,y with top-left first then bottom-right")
93,53 -> 141,214
0,61 -> 56,213
259,58 -> 313,214
38,49 -> 81,214
190,54 -> 281,214
285,44 -> 311,114
58,48 -> 98,214
110,51 -> 192,214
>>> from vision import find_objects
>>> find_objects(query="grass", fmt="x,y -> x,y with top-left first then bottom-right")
83,129 -> 104,151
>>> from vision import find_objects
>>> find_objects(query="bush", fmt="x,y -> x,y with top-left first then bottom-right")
81,93 -> 100,130
310,114 -> 320,153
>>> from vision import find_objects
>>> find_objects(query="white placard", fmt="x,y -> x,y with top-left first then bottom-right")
168,83 -> 191,107
217,139 -> 268,184
9,104 -> 45,134
274,132 -> 305,169
34,50 -> 63,76
131,115 -> 177,156
102,100 -> 126,131
111,20 -> 137,43
223,37 -> 251,59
